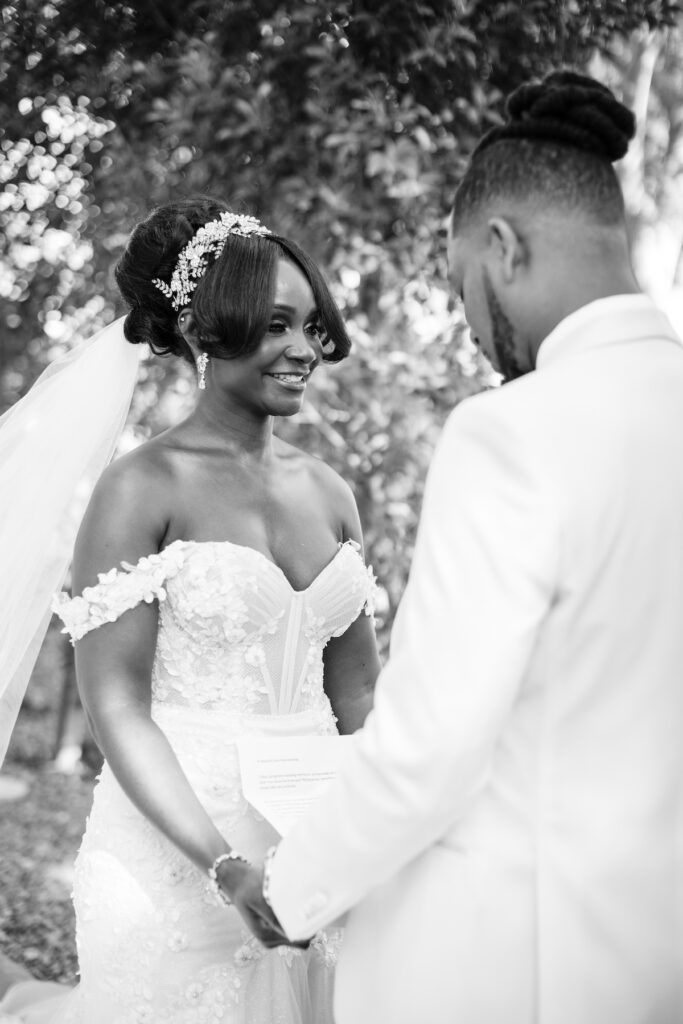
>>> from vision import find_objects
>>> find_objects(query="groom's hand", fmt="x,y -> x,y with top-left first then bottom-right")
231,864 -> 310,950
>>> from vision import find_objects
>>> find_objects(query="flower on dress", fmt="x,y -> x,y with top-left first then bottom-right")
305,608 -> 327,641
185,981 -> 205,1003
233,934 -> 263,966
167,930 -> 189,952
312,928 -> 342,967
97,567 -> 119,586
162,862 -> 185,886
53,592 -> 88,627
244,644 -> 265,668
364,564 -> 380,617
243,675 -> 268,704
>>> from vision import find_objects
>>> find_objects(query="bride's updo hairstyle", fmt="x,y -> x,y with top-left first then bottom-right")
451,71 -> 636,232
115,196 -> 351,366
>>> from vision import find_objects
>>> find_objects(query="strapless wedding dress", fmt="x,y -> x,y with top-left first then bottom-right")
0,539 -> 376,1024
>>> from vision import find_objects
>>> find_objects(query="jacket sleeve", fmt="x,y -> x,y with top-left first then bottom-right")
267,393 -> 560,940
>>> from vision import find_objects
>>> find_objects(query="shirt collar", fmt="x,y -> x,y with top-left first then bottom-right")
536,294 -> 682,370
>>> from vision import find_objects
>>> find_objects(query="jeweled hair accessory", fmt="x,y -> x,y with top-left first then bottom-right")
152,212 -> 272,311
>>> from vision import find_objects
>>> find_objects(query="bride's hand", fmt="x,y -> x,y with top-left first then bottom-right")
219,861 -> 308,950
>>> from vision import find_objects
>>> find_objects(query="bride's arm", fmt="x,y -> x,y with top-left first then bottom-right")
70,451 -> 265,917
320,476 -> 382,734
323,615 -> 380,733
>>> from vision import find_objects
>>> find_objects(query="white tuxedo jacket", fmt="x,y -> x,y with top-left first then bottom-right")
267,295 -> 683,1024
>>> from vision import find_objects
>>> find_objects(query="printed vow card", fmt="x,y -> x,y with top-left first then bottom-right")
237,735 -> 353,836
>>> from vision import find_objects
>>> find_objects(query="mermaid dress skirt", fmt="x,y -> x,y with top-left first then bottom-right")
0,539 -> 376,1024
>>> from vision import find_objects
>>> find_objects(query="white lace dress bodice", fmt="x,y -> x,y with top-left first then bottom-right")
57,537 -> 376,719
3,540 -> 376,1024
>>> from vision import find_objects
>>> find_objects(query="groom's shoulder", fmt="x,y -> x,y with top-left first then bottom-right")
446,369 -> 547,435
437,372 -> 565,477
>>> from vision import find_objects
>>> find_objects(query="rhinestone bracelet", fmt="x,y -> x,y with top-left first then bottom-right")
208,850 -> 250,907
262,844 -> 279,909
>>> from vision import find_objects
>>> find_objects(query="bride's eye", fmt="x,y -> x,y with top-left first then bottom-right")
268,320 -> 288,335
305,320 -> 329,344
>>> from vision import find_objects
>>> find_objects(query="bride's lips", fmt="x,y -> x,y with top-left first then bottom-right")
265,372 -> 309,391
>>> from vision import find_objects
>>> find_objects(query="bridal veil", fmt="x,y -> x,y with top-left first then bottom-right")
0,318 -> 140,764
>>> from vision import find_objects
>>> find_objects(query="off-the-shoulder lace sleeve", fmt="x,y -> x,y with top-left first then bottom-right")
363,561 -> 380,618
340,539 -> 381,619
326,541 -> 382,641
52,542 -> 187,643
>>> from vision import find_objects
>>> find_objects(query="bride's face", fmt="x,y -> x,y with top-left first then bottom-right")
207,259 -> 326,417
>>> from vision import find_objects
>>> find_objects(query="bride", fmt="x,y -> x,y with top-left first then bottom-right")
0,197 -> 381,1023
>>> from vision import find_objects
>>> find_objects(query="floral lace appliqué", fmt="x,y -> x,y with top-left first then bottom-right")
53,542 -> 187,643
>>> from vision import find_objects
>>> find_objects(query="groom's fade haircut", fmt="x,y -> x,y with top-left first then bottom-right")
450,70 -> 636,234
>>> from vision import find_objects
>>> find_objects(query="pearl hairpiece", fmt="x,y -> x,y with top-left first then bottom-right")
152,212 -> 272,311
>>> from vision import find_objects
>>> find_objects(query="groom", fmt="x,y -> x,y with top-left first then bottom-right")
234,71 -> 683,1023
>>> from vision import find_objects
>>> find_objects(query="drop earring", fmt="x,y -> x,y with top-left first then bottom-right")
196,352 -> 208,390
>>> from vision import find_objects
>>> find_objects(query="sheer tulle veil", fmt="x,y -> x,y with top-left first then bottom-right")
0,318 -> 140,765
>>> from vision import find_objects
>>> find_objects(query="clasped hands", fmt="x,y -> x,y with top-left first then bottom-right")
218,858 -> 309,950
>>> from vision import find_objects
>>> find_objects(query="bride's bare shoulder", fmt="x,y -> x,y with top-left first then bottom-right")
274,438 -> 360,538
76,437 -> 181,565
96,436 -> 178,500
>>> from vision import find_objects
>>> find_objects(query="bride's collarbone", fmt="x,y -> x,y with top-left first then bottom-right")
155,443 -> 345,583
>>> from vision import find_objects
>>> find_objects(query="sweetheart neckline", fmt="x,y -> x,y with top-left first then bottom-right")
164,537 -> 362,596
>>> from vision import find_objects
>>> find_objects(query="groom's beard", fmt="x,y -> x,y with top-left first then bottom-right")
482,269 -> 527,382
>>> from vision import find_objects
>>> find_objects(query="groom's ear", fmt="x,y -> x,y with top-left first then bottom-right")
486,216 -> 528,285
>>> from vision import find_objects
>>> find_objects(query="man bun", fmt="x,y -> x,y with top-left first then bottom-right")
476,70 -> 636,163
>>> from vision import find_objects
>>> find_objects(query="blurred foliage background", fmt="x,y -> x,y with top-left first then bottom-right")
1,0 -> 683,646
